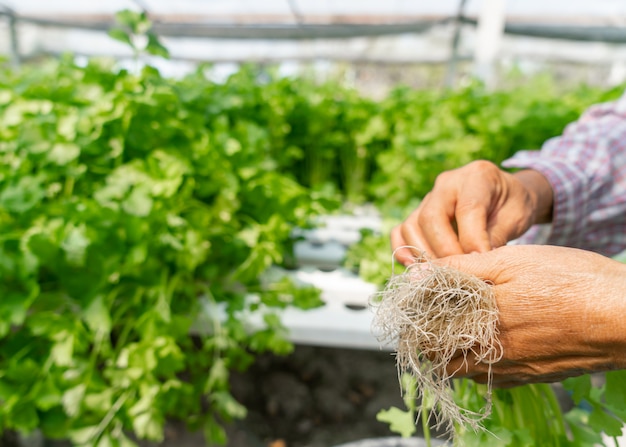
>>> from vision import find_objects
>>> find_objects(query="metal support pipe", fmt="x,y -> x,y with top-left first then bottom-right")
444,0 -> 468,88
0,4 -> 19,66
6,8 -> 20,67
473,0 -> 506,88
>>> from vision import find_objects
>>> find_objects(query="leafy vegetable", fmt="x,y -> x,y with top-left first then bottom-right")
1,17 -> 625,444
0,55 -> 330,445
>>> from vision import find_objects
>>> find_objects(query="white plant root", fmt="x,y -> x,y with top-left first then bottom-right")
371,252 -> 503,434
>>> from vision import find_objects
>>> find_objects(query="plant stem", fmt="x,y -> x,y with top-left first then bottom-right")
64,175 -> 75,197
92,390 -> 132,444
421,404 -> 431,447
534,383 -> 568,438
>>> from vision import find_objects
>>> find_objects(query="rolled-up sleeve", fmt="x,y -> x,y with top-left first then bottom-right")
502,94 -> 626,257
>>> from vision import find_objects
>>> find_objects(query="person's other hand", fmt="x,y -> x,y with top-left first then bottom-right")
391,160 -> 553,263
440,245 -> 626,387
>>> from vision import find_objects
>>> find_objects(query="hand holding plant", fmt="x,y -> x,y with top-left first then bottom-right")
440,244 -> 626,387
374,244 -> 626,445
391,160 -> 553,261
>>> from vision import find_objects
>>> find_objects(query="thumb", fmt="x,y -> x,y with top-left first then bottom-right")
434,251 -> 501,283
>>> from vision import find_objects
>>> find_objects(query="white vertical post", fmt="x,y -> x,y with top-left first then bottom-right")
474,0 -> 506,88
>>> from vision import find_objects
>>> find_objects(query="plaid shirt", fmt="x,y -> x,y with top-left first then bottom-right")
502,94 -> 626,257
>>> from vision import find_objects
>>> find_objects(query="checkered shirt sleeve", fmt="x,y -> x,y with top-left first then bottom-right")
502,93 -> 626,257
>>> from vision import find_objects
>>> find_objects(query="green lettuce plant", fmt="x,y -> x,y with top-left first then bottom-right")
0,52 -> 331,446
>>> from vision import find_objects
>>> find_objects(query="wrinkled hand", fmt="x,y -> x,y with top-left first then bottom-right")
439,245 -> 626,387
391,160 -> 553,263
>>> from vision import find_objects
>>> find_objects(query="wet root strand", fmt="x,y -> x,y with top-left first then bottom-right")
371,253 -> 503,433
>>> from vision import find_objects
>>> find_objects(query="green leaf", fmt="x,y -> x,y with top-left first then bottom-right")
10,401 -> 39,431
234,241 -> 278,283
153,336 -> 185,376
50,332 -> 75,367
84,389 -> 114,412
48,142 -> 81,165
205,358 -> 229,393
0,287 -> 39,330
62,384 -> 86,417
83,294 -> 112,334
237,226 -> 261,247
61,224 -> 90,266
57,113 -> 79,140
211,391 -> 247,421
376,407 -> 416,438
108,28 -> 133,48
122,186 -> 153,217
132,412 -> 163,441
605,370 -> 626,416
146,33 -> 170,59
563,375 -> 592,405
40,407 -> 71,438
128,385 -> 164,440
589,403 -> 623,437
34,376 -> 63,411
0,176 -> 45,213
0,88 -> 12,105
155,294 -> 171,323
565,408 -> 604,446
204,418 -> 227,445
114,10 -> 150,35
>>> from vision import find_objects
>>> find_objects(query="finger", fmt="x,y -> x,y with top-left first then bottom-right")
434,250 -> 502,284
486,205 -> 531,249
487,224 -> 510,249
454,189 -> 494,254
390,227 -> 422,266
394,209 -> 435,261
418,193 -> 464,257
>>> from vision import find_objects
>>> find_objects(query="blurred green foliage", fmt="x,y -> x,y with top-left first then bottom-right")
0,38 -> 624,445
0,57 -> 332,445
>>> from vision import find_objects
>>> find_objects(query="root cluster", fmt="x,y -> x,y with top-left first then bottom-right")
371,253 -> 502,433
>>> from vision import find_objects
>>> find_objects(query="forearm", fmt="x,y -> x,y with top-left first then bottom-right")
513,169 -> 553,225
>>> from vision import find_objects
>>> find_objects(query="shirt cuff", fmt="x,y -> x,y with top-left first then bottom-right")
502,151 -> 590,247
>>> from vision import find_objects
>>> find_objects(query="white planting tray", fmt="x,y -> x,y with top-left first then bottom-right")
271,266 -> 386,350
193,208 -> 390,351
194,266 -> 387,350
282,209 -> 387,349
